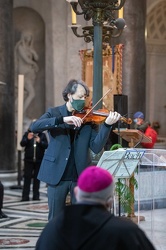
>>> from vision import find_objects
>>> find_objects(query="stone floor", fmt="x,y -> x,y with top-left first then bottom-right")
137,209 -> 166,250
0,185 -> 48,250
0,185 -> 166,250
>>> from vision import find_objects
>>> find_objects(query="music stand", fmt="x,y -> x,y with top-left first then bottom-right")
113,129 -> 152,148
97,149 -> 145,216
97,149 -> 145,179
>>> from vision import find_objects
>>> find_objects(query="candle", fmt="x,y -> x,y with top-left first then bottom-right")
66,0 -> 78,2
118,0 -> 123,18
71,6 -> 77,24
118,8 -> 123,18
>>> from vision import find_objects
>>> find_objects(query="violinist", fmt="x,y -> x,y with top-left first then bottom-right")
30,79 -> 121,220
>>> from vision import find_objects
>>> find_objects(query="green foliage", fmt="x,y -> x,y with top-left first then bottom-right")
115,176 -> 138,215
110,144 -> 122,151
110,145 -> 139,215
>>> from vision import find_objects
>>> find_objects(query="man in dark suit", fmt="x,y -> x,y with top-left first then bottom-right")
35,166 -> 156,250
30,79 -> 121,220
20,130 -> 48,201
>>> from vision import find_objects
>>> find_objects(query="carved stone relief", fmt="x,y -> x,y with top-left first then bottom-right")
13,7 -> 45,130
15,31 -> 39,115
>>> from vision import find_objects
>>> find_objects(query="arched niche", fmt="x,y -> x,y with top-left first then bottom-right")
13,7 -> 45,129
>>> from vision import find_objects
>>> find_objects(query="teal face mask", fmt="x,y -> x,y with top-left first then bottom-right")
71,98 -> 85,111
134,118 -> 138,123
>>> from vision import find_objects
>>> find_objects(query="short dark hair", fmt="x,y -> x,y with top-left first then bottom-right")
62,79 -> 89,102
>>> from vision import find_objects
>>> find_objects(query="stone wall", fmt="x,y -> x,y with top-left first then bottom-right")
14,0 -> 88,103
146,0 -> 166,136
13,0 -> 166,137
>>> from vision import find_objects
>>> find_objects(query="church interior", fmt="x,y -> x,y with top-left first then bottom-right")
0,0 -> 166,249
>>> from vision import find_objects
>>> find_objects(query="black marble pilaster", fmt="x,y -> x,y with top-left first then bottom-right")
0,0 -> 15,172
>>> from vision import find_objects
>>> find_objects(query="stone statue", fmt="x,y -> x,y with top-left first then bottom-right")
15,31 -> 39,114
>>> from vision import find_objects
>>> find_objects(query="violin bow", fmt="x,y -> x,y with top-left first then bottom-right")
82,88 -> 112,121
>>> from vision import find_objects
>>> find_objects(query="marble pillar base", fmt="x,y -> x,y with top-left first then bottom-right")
135,198 -> 166,211
0,172 -> 19,187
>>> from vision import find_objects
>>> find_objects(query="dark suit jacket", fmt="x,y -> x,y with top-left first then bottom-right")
30,104 -> 112,185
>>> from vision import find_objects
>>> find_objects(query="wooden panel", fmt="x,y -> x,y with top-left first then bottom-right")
113,129 -> 152,144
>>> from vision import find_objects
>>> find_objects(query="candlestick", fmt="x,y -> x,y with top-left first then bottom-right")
17,74 -> 24,151
71,6 -> 77,24
112,45 -> 115,74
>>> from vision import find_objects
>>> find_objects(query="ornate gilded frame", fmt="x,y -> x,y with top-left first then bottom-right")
79,44 -> 123,111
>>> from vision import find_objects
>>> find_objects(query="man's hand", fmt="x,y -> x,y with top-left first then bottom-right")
35,135 -> 40,143
105,111 -> 121,125
27,132 -> 34,140
63,116 -> 83,127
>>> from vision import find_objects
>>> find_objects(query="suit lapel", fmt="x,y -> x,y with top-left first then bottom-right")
58,104 -> 71,140
59,104 -> 68,117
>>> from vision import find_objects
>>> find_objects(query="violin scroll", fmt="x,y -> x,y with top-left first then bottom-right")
120,117 -> 132,125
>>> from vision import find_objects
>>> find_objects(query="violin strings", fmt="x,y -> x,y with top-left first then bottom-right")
82,88 -> 112,121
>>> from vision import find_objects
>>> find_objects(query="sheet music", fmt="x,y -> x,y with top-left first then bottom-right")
97,149 -> 145,178
97,150 -> 125,174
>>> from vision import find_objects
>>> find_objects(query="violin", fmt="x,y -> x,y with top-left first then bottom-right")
72,89 -> 132,125
73,108 -> 132,125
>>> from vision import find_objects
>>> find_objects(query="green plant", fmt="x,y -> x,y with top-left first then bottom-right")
115,174 -> 138,216
110,144 -> 139,216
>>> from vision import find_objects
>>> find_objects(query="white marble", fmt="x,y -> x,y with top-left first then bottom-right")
0,186 -> 166,250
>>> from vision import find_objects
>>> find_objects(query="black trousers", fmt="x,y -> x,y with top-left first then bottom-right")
22,161 -> 41,200
0,181 -> 4,210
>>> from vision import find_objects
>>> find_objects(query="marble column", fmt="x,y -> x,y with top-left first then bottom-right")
0,0 -> 15,173
117,0 -> 146,116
